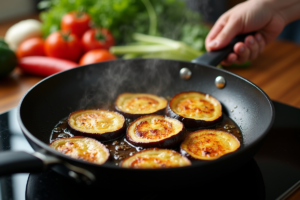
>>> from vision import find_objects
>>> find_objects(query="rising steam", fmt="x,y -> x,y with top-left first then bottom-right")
78,59 -> 176,110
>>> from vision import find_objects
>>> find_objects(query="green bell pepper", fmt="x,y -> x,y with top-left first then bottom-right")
0,38 -> 17,78
0,38 -> 9,48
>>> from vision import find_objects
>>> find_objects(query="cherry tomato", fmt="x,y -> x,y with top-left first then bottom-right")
81,28 -> 115,52
61,11 -> 91,39
16,37 -> 45,59
79,49 -> 116,65
44,31 -> 82,62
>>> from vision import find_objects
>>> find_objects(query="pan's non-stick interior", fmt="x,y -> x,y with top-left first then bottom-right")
19,59 -> 274,172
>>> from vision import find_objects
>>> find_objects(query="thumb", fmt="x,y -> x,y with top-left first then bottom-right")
206,18 -> 242,51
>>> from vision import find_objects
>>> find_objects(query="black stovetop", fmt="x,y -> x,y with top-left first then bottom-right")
0,101 -> 299,200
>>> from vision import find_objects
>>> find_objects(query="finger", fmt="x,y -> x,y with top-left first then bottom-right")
221,60 -> 232,66
205,14 -> 228,44
206,17 -> 242,51
254,33 -> 266,53
234,42 -> 250,64
221,53 -> 237,66
244,35 -> 259,60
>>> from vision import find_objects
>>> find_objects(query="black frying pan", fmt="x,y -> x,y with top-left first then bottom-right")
0,35 -> 275,187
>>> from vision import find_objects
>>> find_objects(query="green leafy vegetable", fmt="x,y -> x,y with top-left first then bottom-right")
141,0 -> 157,35
180,23 -> 210,52
38,0 -> 209,51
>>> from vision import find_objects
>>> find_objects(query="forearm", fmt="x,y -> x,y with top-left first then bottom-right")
252,0 -> 300,24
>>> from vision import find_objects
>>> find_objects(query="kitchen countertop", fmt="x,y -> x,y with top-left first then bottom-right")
1,14 -> 300,113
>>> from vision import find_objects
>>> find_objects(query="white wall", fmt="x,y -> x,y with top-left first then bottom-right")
0,0 -> 35,22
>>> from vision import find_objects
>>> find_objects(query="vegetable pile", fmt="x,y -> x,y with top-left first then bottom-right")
1,0 -> 250,78
4,12 -> 117,77
4,0 -> 242,78
38,0 -> 209,51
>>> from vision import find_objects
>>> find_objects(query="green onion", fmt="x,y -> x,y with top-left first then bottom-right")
110,33 -> 204,61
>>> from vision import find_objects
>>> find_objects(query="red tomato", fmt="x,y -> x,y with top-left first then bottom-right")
44,31 -> 82,62
79,49 -> 116,65
16,37 -> 45,59
81,28 -> 115,52
61,11 -> 91,38
19,56 -> 78,77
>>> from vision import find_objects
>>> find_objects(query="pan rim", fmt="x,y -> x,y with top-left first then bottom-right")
17,58 -> 275,171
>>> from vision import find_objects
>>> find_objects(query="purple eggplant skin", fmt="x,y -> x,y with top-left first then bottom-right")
179,148 -> 197,161
126,115 -> 186,148
67,110 -> 126,142
114,105 -> 166,120
126,127 -> 185,148
68,123 -> 126,141
165,104 -> 223,129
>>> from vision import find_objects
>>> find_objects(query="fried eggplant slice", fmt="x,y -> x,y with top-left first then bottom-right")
115,93 -> 167,119
121,148 -> 191,169
126,115 -> 185,148
166,91 -> 222,128
180,129 -> 240,160
68,109 -> 125,141
49,136 -> 109,164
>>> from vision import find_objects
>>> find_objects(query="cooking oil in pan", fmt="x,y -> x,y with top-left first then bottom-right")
50,102 -> 242,166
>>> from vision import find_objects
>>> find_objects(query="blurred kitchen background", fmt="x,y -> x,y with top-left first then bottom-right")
1,0 -> 299,43
0,0 -> 228,23
0,0 -> 40,25
0,0 -> 40,22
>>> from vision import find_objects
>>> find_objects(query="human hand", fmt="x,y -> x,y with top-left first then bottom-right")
205,0 -> 286,66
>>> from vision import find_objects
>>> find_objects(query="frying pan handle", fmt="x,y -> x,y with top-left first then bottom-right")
0,151 -> 96,184
0,151 -> 59,176
192,32 -> 255,66
0,151 -> 44,175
